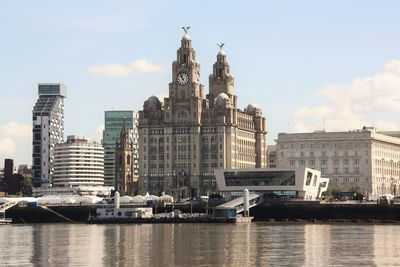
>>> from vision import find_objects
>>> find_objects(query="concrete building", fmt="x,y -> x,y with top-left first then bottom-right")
138,29 -> 267,196
115,121 -> 139,194
275,127 -> 400,195
32,83 -> 67,187
267,145 -> 277,168
0,169 -> 4,193
102,111 -> 138,187
3,159 -> 24,195
52,136 -> 104,188
214,167 -> 329,200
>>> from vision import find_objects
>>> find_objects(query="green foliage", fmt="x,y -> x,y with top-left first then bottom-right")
331,186 -> 342,196
322,190 -> 331,196
349,186 -> 361,194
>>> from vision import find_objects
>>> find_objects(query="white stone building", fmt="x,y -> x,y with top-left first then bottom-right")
275,127 -> 400,195
52,136 -> 104,188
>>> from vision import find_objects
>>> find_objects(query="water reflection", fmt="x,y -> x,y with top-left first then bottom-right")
1,223 -> 400,266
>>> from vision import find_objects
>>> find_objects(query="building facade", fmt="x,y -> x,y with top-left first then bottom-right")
102,111 -> 138,187
52,136 -> 104,188
115,122 -> 138,194
32,83 -> 67,187
138,30 -> 267,196
275,127 -> 400,195
214,167 -> 329,200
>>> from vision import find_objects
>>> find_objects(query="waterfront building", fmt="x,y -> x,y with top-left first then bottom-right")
214,167 -> 329,200
52,136 -> 104,188
32,83 -> 67,187
102,111 -> 138,187
267,145 -> 277,168
0,169 -> 4,193
115,122 -> 138,194
138,29 -> 267,196
275,127 -> 400,195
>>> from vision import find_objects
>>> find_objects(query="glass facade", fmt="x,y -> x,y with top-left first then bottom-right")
102,111 -> 137,186
38,84 -> 67,97
224,171 -> 296,186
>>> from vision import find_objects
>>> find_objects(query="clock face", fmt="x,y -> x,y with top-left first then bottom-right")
177,72 -> 189,86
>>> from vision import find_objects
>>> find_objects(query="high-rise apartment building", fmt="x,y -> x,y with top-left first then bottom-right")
102,111 -> 138,187
32,83 -> 67,187
275,127 -> 400,195
138,30 -> 267,196
53,136 -> 104,188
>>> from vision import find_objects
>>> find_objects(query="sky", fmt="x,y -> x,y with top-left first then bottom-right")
1,0 -> 400,166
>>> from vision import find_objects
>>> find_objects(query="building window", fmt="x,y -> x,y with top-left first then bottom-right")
127,155 -> 131,165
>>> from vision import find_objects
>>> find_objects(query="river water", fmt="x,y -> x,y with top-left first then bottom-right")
1,223 -> 399,266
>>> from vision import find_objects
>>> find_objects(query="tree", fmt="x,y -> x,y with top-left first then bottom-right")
331,186 -> 342,197
349,186 -> 361,194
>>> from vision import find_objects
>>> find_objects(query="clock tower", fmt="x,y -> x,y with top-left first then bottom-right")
207,44 -> 237,108
165,27 -> 204,125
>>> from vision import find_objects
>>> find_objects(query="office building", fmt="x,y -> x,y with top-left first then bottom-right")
32,83 -> 67,187
3,159 -> 24,195
138,29 -> 267,196
102,111 -> 138,187
52,136 -> 104,188
275,127 -> 400,195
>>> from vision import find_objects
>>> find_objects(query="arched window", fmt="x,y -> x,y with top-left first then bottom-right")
119,155 -> 122,166
183,54 -> 187,64
178,111 -> 188,123
127,155 -> 131,165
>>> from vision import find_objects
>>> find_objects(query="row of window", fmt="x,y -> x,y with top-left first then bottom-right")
290,159 -> 364,166
280,142 -> 369,149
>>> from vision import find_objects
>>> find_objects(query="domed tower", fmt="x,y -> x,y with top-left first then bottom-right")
165,26 -> 204,125
208,43 -> 236,108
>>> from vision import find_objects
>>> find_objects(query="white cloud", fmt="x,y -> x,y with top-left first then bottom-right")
293,59 -> 400,132
88,59 -> 166,76
0,122 -> 31,164
0,121 -> 31,139
0,138 -> 16,156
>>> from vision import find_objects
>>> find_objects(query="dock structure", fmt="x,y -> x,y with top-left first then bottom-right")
214,189 -> 255,223
0,201 -> 19,224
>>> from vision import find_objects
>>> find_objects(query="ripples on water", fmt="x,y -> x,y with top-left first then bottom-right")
1,223 -> 400,266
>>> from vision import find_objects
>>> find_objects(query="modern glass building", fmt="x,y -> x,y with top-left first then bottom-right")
102,111 -> 138,187
32,83 -> 67,187
214,167 -> 329,200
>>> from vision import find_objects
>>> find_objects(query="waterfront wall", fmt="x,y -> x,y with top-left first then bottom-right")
6,201 -> 400,223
